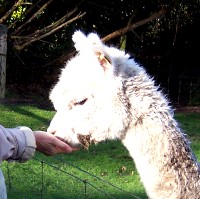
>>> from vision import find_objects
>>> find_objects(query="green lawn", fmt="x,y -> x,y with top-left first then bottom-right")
0,103 -> 200,199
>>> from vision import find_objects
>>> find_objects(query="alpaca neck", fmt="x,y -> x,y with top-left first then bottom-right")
122,112 -> 200,199
118,65 -> 200,198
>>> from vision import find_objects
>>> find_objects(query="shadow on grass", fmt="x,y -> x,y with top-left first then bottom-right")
0,103 -> 53,127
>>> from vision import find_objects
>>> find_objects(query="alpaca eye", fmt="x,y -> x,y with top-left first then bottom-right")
74,98 -> 88,106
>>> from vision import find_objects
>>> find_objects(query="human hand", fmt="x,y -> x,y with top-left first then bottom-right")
33,131 -> 79,156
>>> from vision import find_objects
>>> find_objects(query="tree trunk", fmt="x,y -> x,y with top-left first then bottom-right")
0,25 -> 7,100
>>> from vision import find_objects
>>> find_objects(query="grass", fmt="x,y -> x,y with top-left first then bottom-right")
0,103 -> 200,199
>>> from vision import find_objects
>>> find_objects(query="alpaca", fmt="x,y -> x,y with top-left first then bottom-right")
47,31 -> 200,199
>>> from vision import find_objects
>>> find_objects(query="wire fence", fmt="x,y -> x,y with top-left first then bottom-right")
158,76 -> 200,106
3,155 -> 144,199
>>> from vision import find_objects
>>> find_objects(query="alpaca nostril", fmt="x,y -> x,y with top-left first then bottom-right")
47,127 -> 56,135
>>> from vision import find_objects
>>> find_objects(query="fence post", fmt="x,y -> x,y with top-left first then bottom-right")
0,24 -> 7,100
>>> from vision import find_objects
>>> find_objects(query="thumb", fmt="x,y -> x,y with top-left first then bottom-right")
53,137 -> 80,153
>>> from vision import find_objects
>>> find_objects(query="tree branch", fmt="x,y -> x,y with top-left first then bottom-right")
102,7 -> 167,42
8,0 -> 43,29
11,0 -> 86,50
0,0 -> 24,24
13,12 -> 86,51
10,0 -> 54,35
46,7 -> 167,67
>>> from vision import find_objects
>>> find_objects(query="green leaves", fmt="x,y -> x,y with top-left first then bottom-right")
9,5 -> 27,24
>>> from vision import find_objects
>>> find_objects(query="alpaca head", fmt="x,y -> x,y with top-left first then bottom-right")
47,31 -> 132,148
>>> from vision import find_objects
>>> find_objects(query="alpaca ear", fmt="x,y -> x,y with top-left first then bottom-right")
72,30 -> 88,52
72,30 -> 112,71
95,51 -> 111,71
87,32 -> 112,71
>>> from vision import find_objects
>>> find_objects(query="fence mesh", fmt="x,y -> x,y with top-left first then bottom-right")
2,154 -> 145,199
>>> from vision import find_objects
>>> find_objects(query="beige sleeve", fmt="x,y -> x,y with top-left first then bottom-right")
0,125 -> 36,163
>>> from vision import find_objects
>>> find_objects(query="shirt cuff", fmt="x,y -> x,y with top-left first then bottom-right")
17,126 -> 36,163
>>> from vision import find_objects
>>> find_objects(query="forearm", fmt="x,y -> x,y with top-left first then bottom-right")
0,125 -> 36,163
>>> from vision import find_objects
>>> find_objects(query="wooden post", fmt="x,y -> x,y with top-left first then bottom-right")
0,24 -> 7,99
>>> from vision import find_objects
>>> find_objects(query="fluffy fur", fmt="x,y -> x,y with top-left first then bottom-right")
48,30 -> 200,199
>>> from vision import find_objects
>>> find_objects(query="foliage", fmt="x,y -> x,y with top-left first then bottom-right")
1,0 -> 199,60
0,0 -> 199,104
9,5 -> 27,24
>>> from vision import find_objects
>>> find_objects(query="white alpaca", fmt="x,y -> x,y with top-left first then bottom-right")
47,31 -> 200,199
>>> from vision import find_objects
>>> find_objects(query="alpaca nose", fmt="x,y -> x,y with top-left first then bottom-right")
47,126 -> 56,135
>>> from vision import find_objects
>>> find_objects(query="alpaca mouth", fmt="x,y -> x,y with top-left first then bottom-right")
77,134 -> 92,150
56,134 -> 96,150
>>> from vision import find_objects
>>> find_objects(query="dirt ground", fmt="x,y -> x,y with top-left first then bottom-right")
175,106 -> 200,113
